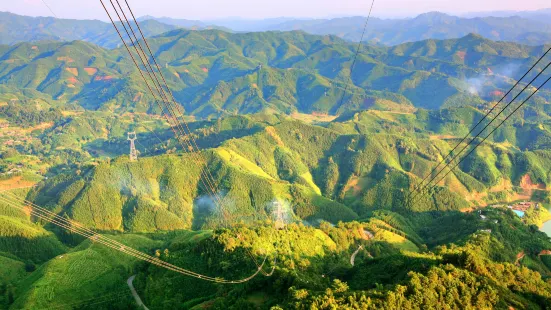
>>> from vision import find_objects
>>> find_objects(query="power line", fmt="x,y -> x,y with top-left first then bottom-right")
104,0 -> 271,274
20,0 -> 274,281
408,50 -> 551,205
98,0 -> 225,215
116,0 -> 231,212
104,0 -> 228,219
40,0 -> 59,18
407,46 -> 551,202
0,191 -> 272,283
336,0 -> 376,110
139,123 -> 166,146
409,60 -> 551,207
422,73 -> 551,200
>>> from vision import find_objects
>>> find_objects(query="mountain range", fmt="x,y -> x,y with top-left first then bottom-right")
0,11 -> 179,48
1,29 -> 550,119
3,10 -> 551,47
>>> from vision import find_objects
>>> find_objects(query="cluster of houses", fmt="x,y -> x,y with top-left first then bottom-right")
506,201 -> 539,212
0,124 -> 34,146
4,164 -> 23,176
488,201 -> 539,215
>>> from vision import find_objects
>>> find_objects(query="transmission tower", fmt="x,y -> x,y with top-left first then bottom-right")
274,200 -> 285,230
127,132 -> 138,162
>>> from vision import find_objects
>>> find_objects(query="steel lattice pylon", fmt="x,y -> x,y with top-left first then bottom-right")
128,131 -> 138,162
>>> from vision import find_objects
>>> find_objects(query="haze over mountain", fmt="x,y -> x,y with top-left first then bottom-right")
141,11 -> 551,45
4,10 -> 551,48
0,11 -> 179,48
462,8 -> 551,22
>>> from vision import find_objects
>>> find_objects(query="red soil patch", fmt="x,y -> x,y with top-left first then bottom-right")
487,67 -> 494,75
84,67 -> 98,75
539,250 -> 551,256
5,59 -> 17,64
359,228 -> 373,240
65,67 -> 78,76
515,251 -> 525,266
94,75 -> 114,81
460,206 -> 477,213
265,126 -> 284,147
132,92 -> 143,102
66,76 -> 79,84
312,111 -> 329,117
520,174 -> 546,190
67,84 -> 75,88
201,67 -> 209,73
0,176 -> 37,192
184,69 -> 190,73
57,56 -> 74,63
252,83 -> 258,88
173,71 -> 180,79
22,206 -> 32,217
31,46 -> 38,50
456,51 -> 466,61
489,90 -> 504,97
343,176 -> 362,195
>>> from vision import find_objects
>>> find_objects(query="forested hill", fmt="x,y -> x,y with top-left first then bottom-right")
0,11 -> 182,49
1,30 -> 550,119
2,110 -> 551,308
12,105 -> 551,233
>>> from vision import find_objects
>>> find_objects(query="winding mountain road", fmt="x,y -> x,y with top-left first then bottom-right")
127,275 -> 149,310
350,245 -> 363,266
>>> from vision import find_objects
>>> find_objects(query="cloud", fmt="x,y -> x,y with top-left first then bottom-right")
461,63 -> 520,97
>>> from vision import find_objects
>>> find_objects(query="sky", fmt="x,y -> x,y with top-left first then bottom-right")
2,0 -> 550,21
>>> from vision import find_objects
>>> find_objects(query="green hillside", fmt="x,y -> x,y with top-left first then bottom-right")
2,108 -> 551,308
1,30 -> 550,119
11,234 -> 162,309
0,216 -> 66,263
14,105 -> 551,235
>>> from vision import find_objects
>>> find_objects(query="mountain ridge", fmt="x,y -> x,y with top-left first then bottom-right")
3,10 -> 551,48
1,29 -> 550,119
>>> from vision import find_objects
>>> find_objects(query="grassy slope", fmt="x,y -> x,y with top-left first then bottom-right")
11,234 -> 162,309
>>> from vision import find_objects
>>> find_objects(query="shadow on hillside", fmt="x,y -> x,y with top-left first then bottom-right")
401,209 -> 481,248
193,127 -> 264,149
0,235 -> 65,264
84,128 -> 172,158
84,123 -> 264,158
345,246 -> 440,290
